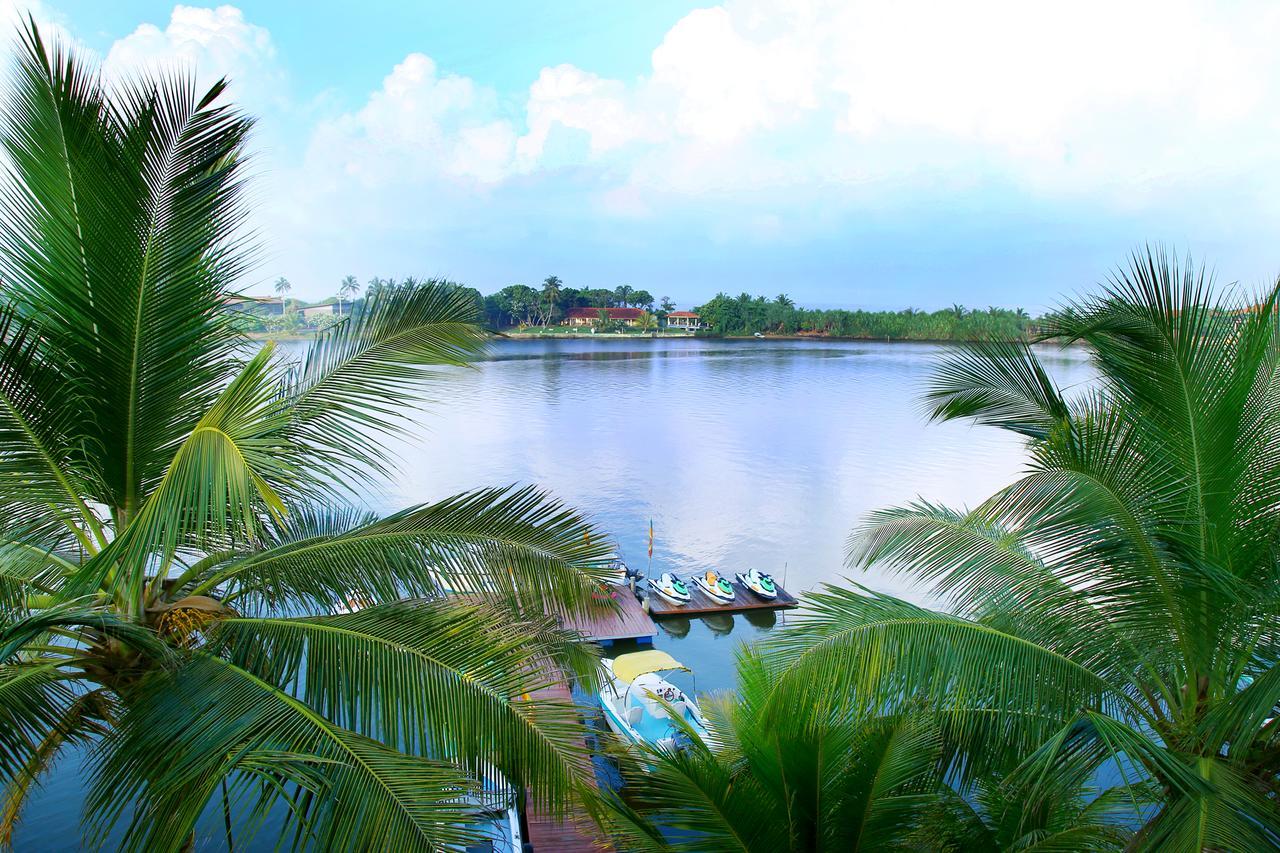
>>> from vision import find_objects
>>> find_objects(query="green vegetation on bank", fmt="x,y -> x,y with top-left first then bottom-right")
256,275 -> 1037,341
694,292 -> 1036,339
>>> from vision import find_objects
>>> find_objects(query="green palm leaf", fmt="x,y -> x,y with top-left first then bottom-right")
0,22 -> 614,848
284,280 -> 488,492
925,338 -> 1070,439
762,585 -> 1139,772
846,247 -> 1280,843
196,484 -> 617,617
86,652 -> 485,852
210,599 -> 598,811
0,22 -> 253,520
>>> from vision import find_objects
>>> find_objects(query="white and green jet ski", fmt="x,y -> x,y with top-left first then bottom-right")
735,567 -> 778,600
690,570 -> 736,604
650,572 -> 691,606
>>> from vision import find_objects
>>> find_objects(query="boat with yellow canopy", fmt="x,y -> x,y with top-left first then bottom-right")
598,650 -> 711,756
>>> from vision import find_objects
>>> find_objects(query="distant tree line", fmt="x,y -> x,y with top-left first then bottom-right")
256,274 -> 1040,340
481,278 -> 659,328
695,292 -> 1037,340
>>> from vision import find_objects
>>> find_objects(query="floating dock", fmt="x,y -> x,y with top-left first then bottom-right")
645,578 -> 799,618
556,589 -> 656,645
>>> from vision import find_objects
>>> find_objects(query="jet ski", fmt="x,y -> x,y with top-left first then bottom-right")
690,570 -> 735,604
650,572 -> 691,606
735,567 -> 778,600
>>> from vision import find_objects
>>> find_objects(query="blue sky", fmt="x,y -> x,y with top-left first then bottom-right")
13,1 -> 1280,310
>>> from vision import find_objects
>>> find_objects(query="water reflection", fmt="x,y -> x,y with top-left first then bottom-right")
368,336 -> 1093,677
700,614 -> 735,637
742,608 -> 778,630
657,616 -> 691,639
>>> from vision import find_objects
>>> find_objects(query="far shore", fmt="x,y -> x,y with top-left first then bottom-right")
497,331 -> 1054,345
248,329 -> 1062,346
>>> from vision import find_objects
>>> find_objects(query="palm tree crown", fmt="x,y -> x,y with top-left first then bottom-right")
0,23 -> 614,850
769,248 -> 1280,849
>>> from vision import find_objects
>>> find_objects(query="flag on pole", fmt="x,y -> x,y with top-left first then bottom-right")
648,519 -> 654,559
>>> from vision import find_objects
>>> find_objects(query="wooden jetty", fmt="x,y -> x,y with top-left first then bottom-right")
556,589 -> 657,645
645,577 -> 799,618
522,672 -> 611,852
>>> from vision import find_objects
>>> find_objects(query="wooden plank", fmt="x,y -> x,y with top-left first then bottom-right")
556,590 -> 657,642
646,578 -> 799,618
523,669 -> 612,852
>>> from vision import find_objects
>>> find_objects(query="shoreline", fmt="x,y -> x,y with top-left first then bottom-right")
495,332 -> 1048,344
250,330 -> 1061,346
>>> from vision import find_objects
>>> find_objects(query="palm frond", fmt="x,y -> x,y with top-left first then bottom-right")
199,484 -> 617,618
71,346 -> 293,603
603,646 -> 946,851
925,338 -> 1070,439
0,598 -> 171,664
1,22 -> 255,518
0,688 -> 112,846
86,652 -> 487,852
284,280 -> 488,493
0,663 -> 75,787
0,307 -> 104,549
760,585 -> 1136,768
210,599 -> 598,811
1135,752 -> 1280,851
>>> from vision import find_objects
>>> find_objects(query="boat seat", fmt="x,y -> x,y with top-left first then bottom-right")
626,706 -> 643,726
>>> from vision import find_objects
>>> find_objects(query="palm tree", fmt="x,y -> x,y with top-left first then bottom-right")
365,275 -> 386,299
601,651 -> 1132,852
775,293 -> 794,309
338,274 -> 359,314
600,650 -> 959,851
0,25 -> 615,850
615,284 -> 634,308
770,249 -> 1280,848
542,276 -> 562,326
273,276 -> 291,312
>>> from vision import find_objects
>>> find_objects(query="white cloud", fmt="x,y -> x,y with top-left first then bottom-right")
648,5 -> 819,142
507,0 -> 1280,204
30,1 -> 1280,299
517,64 -> 649,169
103,5 -> 279,110
306,52 -> 517,185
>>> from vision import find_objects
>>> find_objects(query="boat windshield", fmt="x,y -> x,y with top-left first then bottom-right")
627,669 -> 698,712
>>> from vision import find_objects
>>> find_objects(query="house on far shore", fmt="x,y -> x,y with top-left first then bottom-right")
221,295 -> 283,316
564,307 -> 645,327
301,303 -> 349,320
665,311 -> 702,330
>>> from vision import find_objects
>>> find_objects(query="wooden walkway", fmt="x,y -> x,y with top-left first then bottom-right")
557,588 -> 656,644
646,577 -> 799,618
523,672 -> 611,852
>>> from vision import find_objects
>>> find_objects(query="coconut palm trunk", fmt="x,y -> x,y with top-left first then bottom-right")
0,23 -> 615,851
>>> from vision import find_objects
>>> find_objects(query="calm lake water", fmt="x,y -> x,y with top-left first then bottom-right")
374,337 -> 1094,693
20,337 -> 1094,850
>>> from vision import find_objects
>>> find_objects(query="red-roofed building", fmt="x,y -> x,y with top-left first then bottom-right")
665,311 -> 702,330
564,307 -> 645,327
